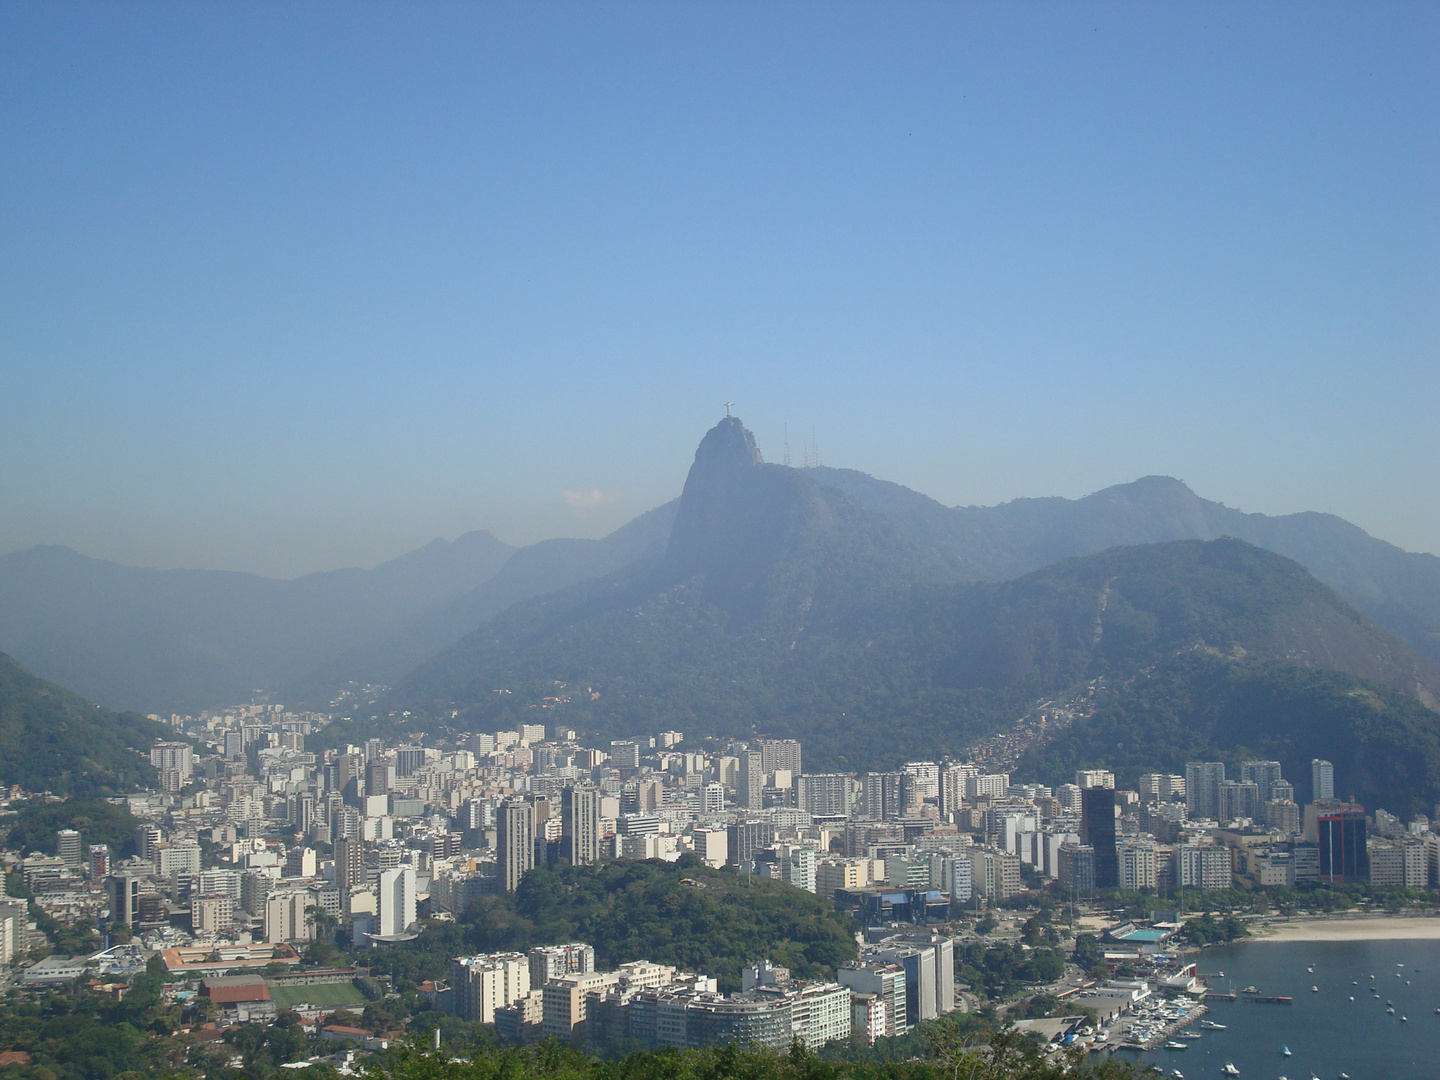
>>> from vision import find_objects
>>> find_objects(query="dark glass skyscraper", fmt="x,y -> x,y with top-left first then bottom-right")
1080,786 -> 1118,889
1318,810 -> 1368,882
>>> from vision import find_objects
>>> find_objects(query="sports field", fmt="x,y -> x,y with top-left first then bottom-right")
268,982 -> 368,1011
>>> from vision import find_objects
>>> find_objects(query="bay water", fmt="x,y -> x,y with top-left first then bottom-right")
1114,939 -> 1440,1080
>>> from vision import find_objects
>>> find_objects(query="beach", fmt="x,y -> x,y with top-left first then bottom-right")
1250,916 -> 1440,942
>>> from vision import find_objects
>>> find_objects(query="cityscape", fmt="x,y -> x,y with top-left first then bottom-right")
2,702 -> 1429,1069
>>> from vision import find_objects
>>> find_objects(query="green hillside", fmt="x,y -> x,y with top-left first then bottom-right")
1017,653 -> 1440,818
0,652 -> 168,795
364,856 -> 858,995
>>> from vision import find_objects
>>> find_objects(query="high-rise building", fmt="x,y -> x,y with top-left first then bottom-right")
135,823 -> 162,860
1218,780 -> 1261,823
1075,770 -> 1115,790
797,774 -> 851,817
334,835 -> 364,914
1117,840 -> 1158,891
452,953 -> 531,1024
107,874 -> 143,926
498,800 -> 535,892
1318,808 -> 1368,883
862,772 -> 904,820
738,749 -> 765,810
727,820 -> 775,868
608,741 -> 641,771
1080,786 -> 1118,889
378,866 -> 417,937
561,785 -> 602,866
1175,844 -> 1232,890
528,942 -> 596,988
56,829 -> 82,867
939,763 -> 978,818
902,762 -> 940,803
1185,762 -> 1226,821
1057,843 -> 1095,899
1312,759 -> 1336,802
760,739 -> 803,779
88,844 -> 111,879
691,828 -> 728,868
395,747 -> 427,777
1239,761 -> 1284,803
702,782 -> 726,814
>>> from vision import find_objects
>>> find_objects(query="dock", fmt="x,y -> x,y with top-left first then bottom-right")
1244,995 -> 1292,1004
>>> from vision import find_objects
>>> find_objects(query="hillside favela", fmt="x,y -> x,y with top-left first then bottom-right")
2,6 -> 1437,1080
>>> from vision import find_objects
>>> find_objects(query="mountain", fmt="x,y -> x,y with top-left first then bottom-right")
391,419 -> 1439,785
1017,654 -> 1440,819
0,652 -> 170,795
0,531 -> 516,713
810,468 -> 1440,666
283,502 -> 680,702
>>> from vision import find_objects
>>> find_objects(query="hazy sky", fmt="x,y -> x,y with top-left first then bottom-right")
3,3 -> 1436,577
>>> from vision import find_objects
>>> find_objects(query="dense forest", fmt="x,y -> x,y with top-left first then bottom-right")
366,857 -> 858,994
1017,653 -> 1440,816
0,653 -> 167,796
1,797 -> 142,859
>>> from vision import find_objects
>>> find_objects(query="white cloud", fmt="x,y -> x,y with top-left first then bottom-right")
561,488 -> 613,512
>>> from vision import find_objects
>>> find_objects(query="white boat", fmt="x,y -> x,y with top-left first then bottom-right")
1281,1047 -> 1291,1057
1202,1020 -> 1227,1030
1402,1016 -> 1409,1022
1308,965 -> 1315,973
1221,1064 -> 1240,1077
1171,1072 -> 1184,1079
1311,986 -> 1319,993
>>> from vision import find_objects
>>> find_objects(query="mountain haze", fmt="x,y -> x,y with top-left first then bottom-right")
390,420 -> 1439,794
812,468 -> 1440,666
0,531 -> 515,712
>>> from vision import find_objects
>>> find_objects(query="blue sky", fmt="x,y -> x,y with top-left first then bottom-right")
2,2 -> 1436,576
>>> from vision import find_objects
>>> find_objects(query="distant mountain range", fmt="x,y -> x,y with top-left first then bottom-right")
3,415 -> 1437,729
391,420 -> 1439,784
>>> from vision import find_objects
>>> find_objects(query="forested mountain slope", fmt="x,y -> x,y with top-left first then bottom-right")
0,652 -> 169,795
391,419 -> 1437,777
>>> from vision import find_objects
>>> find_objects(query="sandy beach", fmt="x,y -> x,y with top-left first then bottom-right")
1250,916 -> 1440,942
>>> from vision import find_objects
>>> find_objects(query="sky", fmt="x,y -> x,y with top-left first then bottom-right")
2,3 -> 1436,577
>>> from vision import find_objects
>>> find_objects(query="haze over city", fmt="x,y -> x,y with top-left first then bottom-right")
2,3 -> 1436,577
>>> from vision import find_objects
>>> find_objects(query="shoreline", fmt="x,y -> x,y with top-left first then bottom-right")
1245,915 -> 1440,943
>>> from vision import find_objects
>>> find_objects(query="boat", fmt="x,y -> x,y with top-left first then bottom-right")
1308,965 -> 1315,973
1170,1072 -> 1184,1080
1349,996 -> 1354,1001
1281,1048 -> 1291,1057
1165,1041 -> 1188,1050
1242,986 -> 1260,994
1221,1064 -> 1240,1077
1310,986 -> 1319,993
1202,1020 -> 1227,1030
1402,1016 -> 1409,1022
1387,1007 -> 1395,1014
1180,1031 -> 1203,1039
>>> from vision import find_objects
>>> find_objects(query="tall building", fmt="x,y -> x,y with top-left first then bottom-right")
1185,762 -> 1226,820
1057,843 -> 1096,899
1075,770 -> 1115,790
702,782 -> 726,814
759,739 -> 803,779
334,835 -> 364,914
498,800 -> 535,892
738,749 -> 765,810
797,774 -> 851,817
562,785 -> 602,866
451,953 -> 531,1024
529,942 -> 596,987
88,844 -> 111,879
727,820 -> 775,868
1080,786 -> 1118,890
1117,840 -> 1158,891
378,866 -> 417,937
1217,780 -> 1261,823
939,764 -> 978,818
861,772 -> 903,820
1318,808 -> 1368,883
56,829 -> 82,867
902,762 -> 941,803
1239,761 -> 1284,803
135,823 -> 162,860
1312,759 -> 1336,802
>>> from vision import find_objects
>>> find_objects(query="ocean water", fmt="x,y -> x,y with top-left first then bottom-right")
1114,939 -> 1440,1080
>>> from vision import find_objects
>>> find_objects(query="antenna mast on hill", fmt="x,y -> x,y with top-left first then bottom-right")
783,424 -> 792,467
